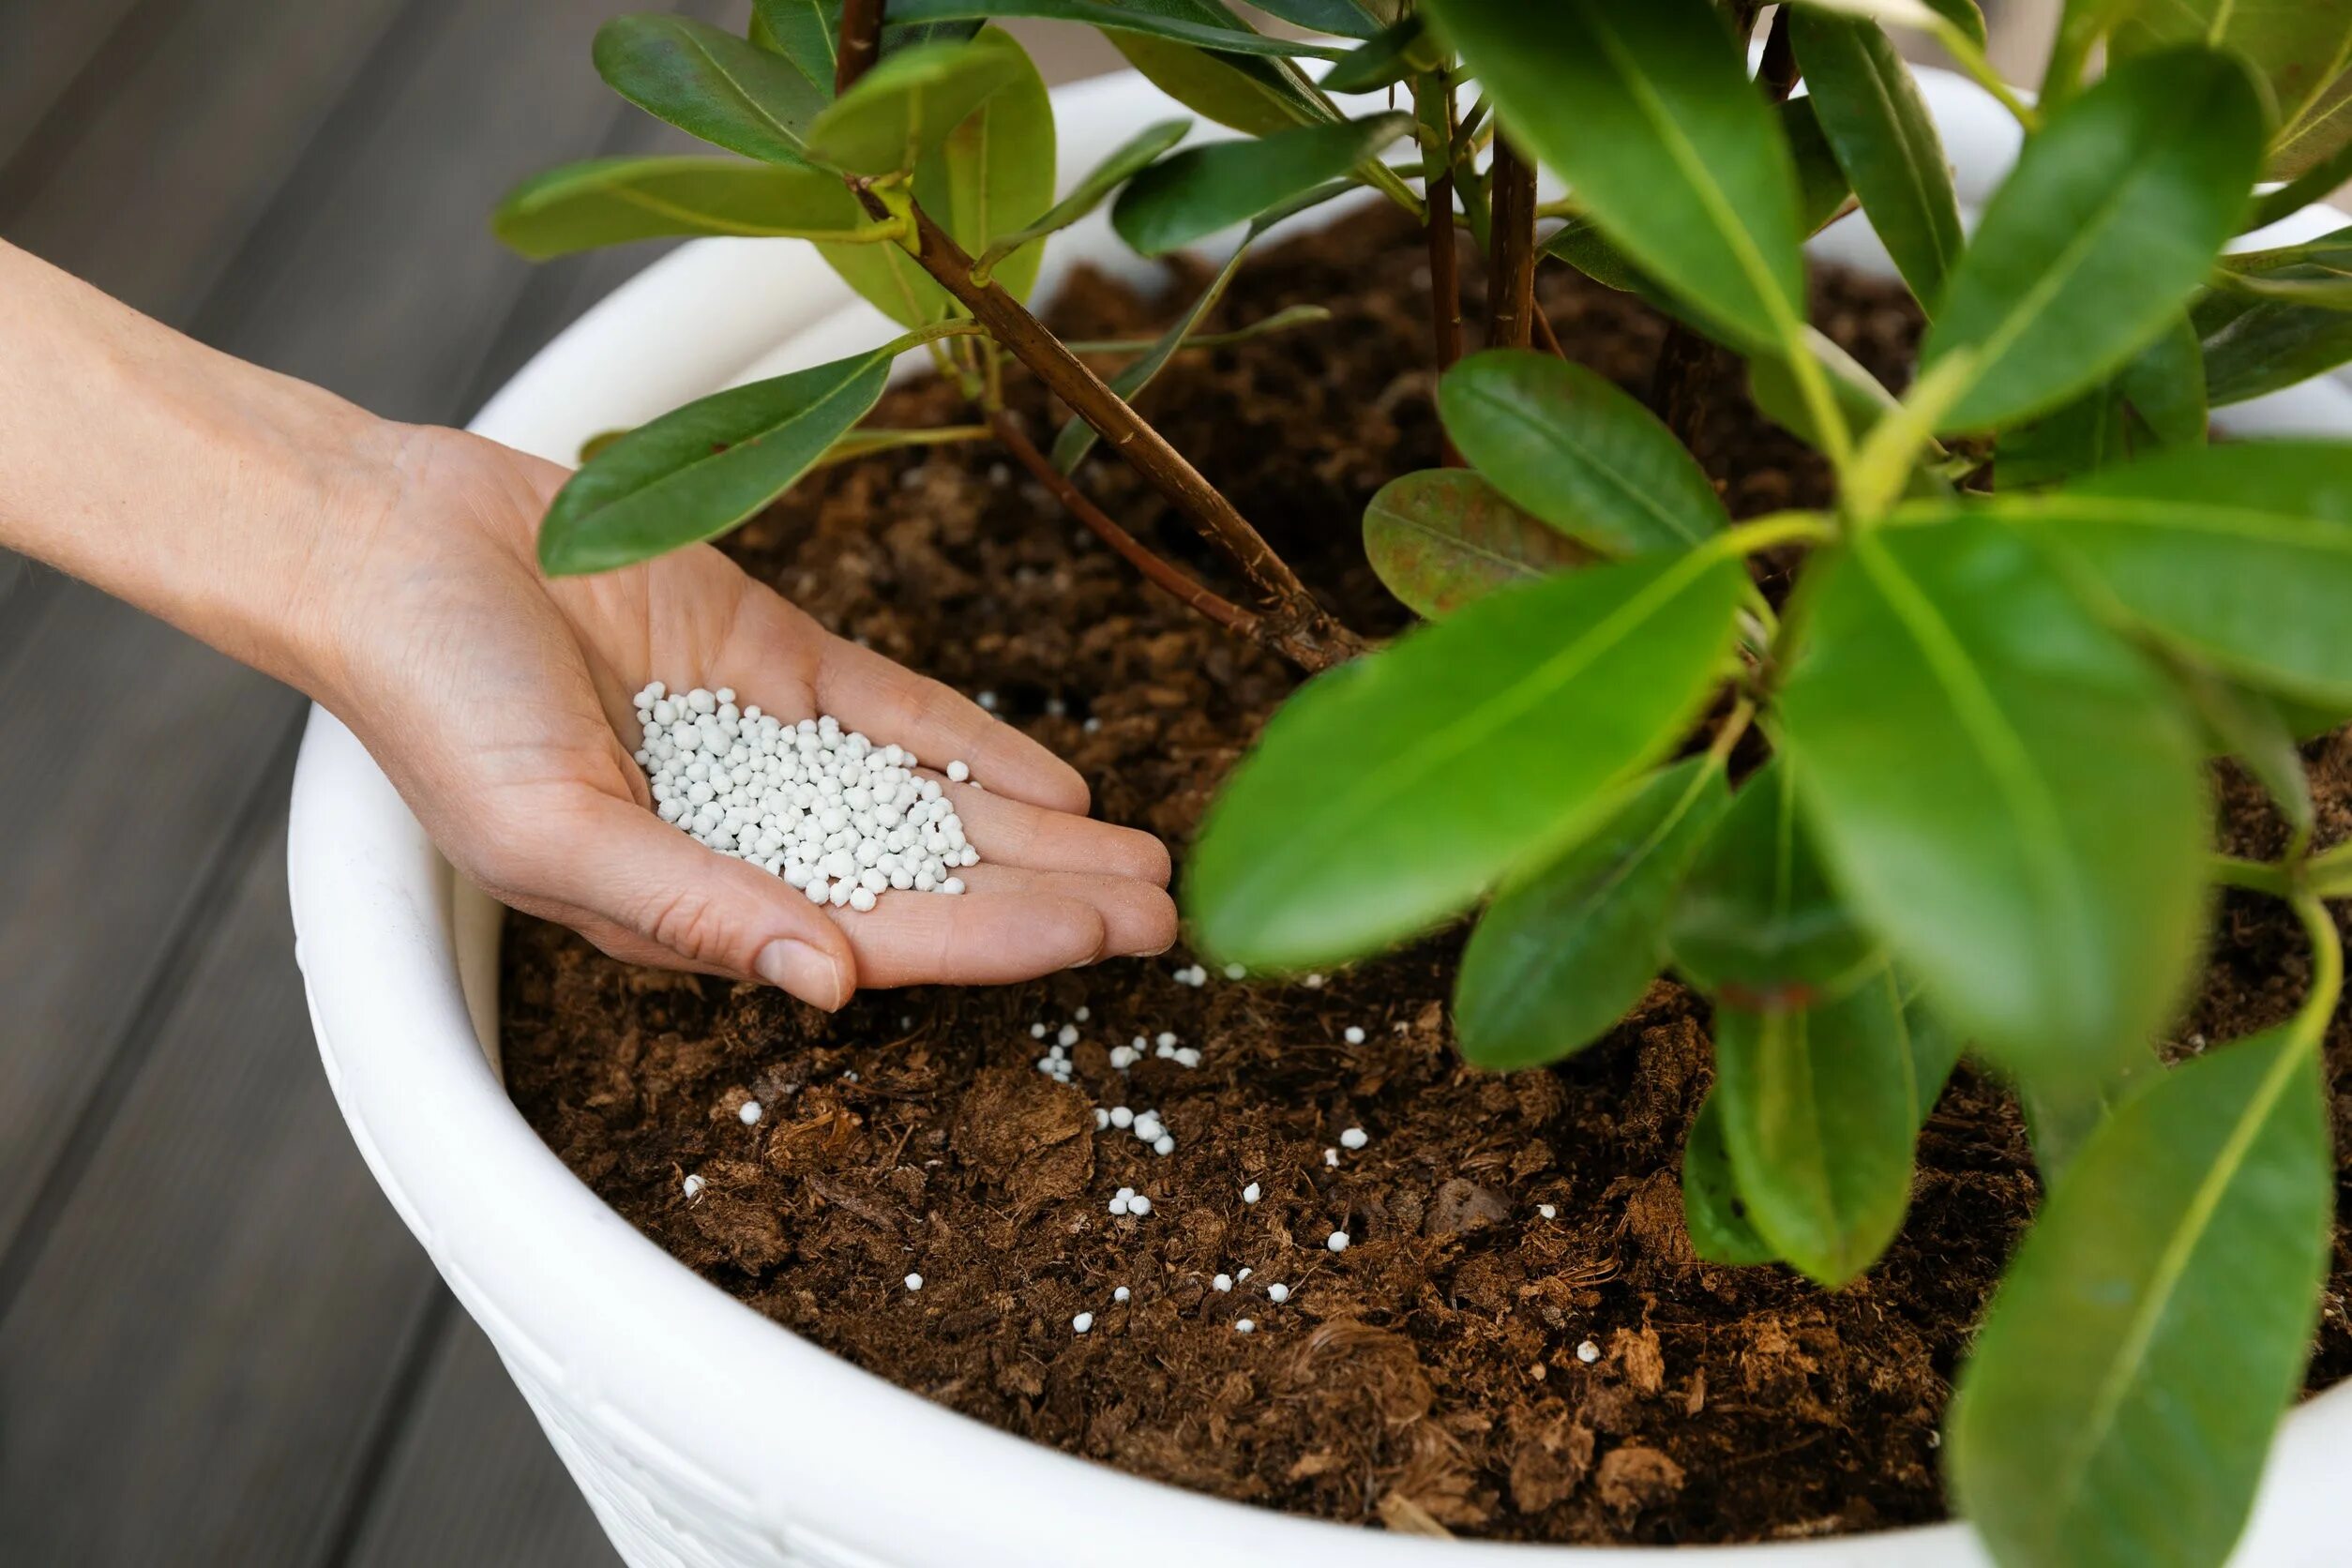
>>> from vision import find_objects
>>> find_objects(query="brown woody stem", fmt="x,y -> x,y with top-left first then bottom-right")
854,195 -> 1360,669
1487,132 -> 1539,352
836,0 -> 884,95
989,411 -> 1277,651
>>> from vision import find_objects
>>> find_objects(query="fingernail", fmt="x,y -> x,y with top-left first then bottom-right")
757,939 -> 850,1011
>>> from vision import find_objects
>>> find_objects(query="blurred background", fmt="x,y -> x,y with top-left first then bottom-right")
0,3 -> 2057,1564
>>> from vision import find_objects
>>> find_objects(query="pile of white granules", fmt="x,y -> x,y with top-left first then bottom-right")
632,682 -> 980,912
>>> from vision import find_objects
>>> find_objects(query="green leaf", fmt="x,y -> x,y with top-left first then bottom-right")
2113,2 -> 2352,178
492,157 -> 879,259
1439,350 -> 1729,557
538,345 -> 897,575
1364,469 -> 1596,619
1748,327 -> 1907,451
819,26 -> 1053,324
1250,0 -> 1385,38
594,15 -> 828,166
1790,12 -> 1962,307
1786,0 -> 1986,50
1682,1093 -> 1781,1265
1319,16 -> 1439,94
1185,551 -> 1747,968
1996,441 -> 2352,706
1669,755 -> 1882,1006
2194,276 -> 2352,405
1455,757 -> 1732,1069
1711,968 -> 1920,1286
881,0 -> 1336,56
917,27 -> 1055,298
1426,0 -> 1808,355
1918,48 -> 2268,431
2270,67 -> 2352,182
1996,314 -> 2207,489
803,28 -> 1029,174
1108,31 -> 1317,137
1110,112 -> 1410,256
1775,520 -> 2208,1084
972,116 -> 1191,281
2180,667 -> 2316,839
1900,979 -> 1964,1122
1949,1028 -> 2331,1568
2018,1045 -> 2158,1182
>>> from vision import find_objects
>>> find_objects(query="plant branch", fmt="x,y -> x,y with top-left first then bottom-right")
989,410 -> 1279,651
837,0 -> 884,96
855,192 -> 1361,669
1487,129 -> 1539,351
1414,79 -> 1466,463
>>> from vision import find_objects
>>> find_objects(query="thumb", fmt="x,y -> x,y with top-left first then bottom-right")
530,792 -> 858,1009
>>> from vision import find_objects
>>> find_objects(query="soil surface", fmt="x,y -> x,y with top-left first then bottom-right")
503,206 -> 2352,1545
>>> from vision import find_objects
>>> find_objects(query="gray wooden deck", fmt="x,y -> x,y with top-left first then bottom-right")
0,4 -> 1090,1562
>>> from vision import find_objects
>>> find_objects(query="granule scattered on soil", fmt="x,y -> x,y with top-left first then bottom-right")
503,205 -> 2352,1545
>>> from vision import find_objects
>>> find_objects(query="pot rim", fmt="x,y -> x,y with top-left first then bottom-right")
291,66 -> 2352,1568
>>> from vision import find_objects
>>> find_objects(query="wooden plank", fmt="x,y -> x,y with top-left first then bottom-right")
339,1313 -> 625,1568
190,0 -> 715,423
0,580 -> 306,1256
0,821 -> 445,1566
1,0 -> 415,325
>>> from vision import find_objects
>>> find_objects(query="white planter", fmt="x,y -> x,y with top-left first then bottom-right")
291,67 -> 2352,1568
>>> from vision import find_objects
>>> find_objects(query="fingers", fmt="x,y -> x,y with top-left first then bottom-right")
826,889 -> 1108,988
510,791 -> 859,1009
812,633 -> 1091,814
954,863 -> 1178,957
931,777 -> 1171,884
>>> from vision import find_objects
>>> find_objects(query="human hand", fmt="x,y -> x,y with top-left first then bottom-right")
307,424 -> 1177,1010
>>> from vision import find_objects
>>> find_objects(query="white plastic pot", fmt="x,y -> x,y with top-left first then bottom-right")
291,68 -> 2352,1568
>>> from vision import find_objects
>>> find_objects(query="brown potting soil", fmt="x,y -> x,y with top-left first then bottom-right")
501,205 -> 2352,1545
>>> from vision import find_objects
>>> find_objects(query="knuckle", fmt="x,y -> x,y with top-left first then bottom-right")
638,886 -> 746,971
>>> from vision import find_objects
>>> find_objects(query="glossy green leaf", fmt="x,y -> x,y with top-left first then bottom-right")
2195,278 -> 2352,405
749,0 -> 983,77
1364,469 -> 1596,619
2270,67 -> 2352,182
492,157 -> 878,259
1949,1028 -> 2331,1568
1919,48 -> 2267,431
1252,0 -> 1386,38
1439,351 -> 1728,558
594,15 -> 827,166
820,26 -> 1053,324
972,116 -> 1191,281
2113,2 -> 2352,177
1108,31 -> 1317,136
2018,1045 -> 2158,1182
1786,0 -> 1986,49
1540,96 -> 1849,310
1682,1093 -> 1780,1265
1712,969 -> 1919,1287
1319,16 -> 1438,94
1455,758 -> 1732,1069
1426,0 -> 1808,355
539,346 -> 896,575
803,29 -> 1029,174
918,28 -> 1055,296
884,0 -> 1338,53
2181,667 -> 2316,838
1996,315 -> 2207,488
1186,552 -> 1747,968
1110,112 -> 1410,256
1052,179 -> 1353,471
1669,755 -> 1882,1006
1748,328 -> 1907,451
1996,442 -> 2352,706
1791,11 -> 1962,306
1900,979 -> 1964,1122
1775,520 -> 2208,1084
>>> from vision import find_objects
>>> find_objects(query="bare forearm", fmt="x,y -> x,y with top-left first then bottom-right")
0,239 -> 398,689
